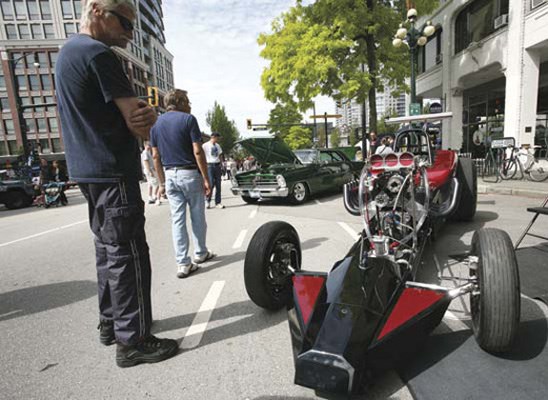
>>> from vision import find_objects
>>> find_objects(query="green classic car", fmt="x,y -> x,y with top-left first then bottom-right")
231,137 -> 363,204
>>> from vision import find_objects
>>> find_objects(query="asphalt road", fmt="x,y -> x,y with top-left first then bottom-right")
1,181 -> 547,400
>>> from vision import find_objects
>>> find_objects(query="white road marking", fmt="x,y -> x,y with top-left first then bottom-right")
181,281 -> 225,349
249,208 -> 257,219
338,222 -> 359,239
0,219 -> 87,248
232,229 -> 248,249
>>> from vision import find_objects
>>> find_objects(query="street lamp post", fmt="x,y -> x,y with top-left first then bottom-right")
4,51 -> 41,162
392,8 -> 436,114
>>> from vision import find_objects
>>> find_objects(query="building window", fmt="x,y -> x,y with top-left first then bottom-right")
45,96 -> 55,111
455,0 -> 510,54
1,0 -> 14,20
4,119 -> 15,134
18,24 -> 31,39
74,0 -> 82,18
31,24 -> 43,39
51,138 -> 62,152
24,117 -> 35,132
0,75 -> 6,89
29,75 -> 40,91
37,118 -> 47,132
17,75 -> 27,91
40,0 -> 51,20
61,0 -> 72,18
48,117 -> 58,131
6,24 -> 17,39
37,52 -> 48,67
44,23 -> 54,38
28,1 -> 40,20
41,75 -> 52,90
14,0 -> 27,19
1,97 -> 11,112
64,23 -> 76,37
49,52 -> 58,68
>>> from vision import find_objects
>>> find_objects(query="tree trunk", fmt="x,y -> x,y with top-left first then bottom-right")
366,0 -> 378,133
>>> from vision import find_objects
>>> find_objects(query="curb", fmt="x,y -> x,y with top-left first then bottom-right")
478,184 -> 547,199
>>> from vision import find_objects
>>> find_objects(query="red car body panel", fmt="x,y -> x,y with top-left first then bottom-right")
426,150 -> 457,189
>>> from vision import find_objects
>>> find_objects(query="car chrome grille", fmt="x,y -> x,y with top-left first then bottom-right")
236,174 -> 277,188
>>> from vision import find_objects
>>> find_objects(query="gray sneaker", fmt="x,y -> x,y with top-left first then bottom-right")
193,251 -> 216,264
176,263 -> 199,279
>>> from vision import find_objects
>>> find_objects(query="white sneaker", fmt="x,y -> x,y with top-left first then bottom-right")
193,251 -> 216,264
155,199 -> 161,206
176,263 -> 199,279
215,204 -> 225,209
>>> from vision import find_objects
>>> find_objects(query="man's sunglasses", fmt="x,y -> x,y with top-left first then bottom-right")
109,10 -> 134,31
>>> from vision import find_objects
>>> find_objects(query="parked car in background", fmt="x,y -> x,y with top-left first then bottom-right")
0,173 -> 35,210
231,137 -> 363,204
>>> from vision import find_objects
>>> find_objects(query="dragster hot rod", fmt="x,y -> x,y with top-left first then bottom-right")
243,113 -> 521,396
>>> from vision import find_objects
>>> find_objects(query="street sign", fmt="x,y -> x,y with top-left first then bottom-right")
252,127 -> 268,131
429,102 -> 442,114
309,114 -> 343,119
409,103 -> 421,116
491,137 -> 515,149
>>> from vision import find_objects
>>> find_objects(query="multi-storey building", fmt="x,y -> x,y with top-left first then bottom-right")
0,0 -> 174,162
335,83 -> 406,145
415,0 -> 548,154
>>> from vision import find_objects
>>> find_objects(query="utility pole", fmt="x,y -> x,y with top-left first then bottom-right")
309,113 -> 342,149
361,63 -> 368,158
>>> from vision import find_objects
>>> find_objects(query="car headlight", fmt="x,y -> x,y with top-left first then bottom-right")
276,175 -> 286,188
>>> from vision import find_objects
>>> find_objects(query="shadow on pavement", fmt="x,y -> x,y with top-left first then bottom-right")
153,299 -> 287,347
400,297 -> 548,400
0,280 -> 96,322
517,244 -> 548,304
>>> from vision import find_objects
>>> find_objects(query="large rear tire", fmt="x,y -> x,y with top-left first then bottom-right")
470,228 -> 520,353
3,191 -> 33,210
451,158 -> 477,221
244,221 -> 301,310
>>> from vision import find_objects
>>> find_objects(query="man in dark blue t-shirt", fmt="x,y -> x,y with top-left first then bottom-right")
55,0 -> 177,367
150,89 -> 215,278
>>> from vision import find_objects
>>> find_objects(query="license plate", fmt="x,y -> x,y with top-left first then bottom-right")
249,190 -> 261,199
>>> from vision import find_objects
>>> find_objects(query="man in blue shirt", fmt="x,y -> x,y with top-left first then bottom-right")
55,0 -> 177,367
151,89 -> 215,278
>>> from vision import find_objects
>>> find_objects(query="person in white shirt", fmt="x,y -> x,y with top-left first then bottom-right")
202,132 -> 224,209
141,141 -> 160,205
375,137 -> 394,155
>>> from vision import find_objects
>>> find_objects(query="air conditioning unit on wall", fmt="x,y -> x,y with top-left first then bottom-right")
494,14 -> 509,29
531,0 -> 546,10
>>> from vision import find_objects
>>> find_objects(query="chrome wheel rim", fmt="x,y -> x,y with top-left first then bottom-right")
293,183 -> 306,201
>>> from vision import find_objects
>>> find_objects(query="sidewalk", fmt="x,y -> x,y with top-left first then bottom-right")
478,177 -> 548,199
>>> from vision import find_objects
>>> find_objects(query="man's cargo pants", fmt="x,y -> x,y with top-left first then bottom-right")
79,180 -> 152,345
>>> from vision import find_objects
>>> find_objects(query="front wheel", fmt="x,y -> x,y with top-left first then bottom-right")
527,161 -> 548,182
290,182 -> 309,205
499,159 -> 518,180
470,228 -> 520,353
244,221 -> 301,310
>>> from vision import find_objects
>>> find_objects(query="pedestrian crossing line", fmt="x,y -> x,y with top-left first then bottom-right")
181,281 -> 225,349
0,219 -> 88,248
337,222 -> 359,239
233,229 -> 248,249
249,208 -> 257,219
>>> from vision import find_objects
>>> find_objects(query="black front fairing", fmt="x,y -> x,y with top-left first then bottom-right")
288,236 -> 450,394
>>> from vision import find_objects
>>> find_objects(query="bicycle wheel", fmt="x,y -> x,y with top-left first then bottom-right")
527,161 -> 548,182
499,158 -> 517,180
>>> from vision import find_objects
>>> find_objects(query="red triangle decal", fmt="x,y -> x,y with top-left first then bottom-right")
293,275 -> 325,326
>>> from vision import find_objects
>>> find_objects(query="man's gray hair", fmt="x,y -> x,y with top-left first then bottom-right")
80,0 -> 136,28
164,89 -> 190,112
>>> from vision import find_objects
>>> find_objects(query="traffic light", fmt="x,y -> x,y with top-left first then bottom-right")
147,86 -> 159,107
246,118 -> 252,130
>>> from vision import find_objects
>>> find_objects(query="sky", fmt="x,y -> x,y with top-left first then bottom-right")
162,0 -> 333,137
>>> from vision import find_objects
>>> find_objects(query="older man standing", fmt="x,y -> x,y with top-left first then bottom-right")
55,0 -> 178,367
151,89 -> 216,279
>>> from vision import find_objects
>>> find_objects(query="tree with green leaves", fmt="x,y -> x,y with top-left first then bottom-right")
267,101 -> 303,139
205,101 -> 239,155
259,0 -> 439,133
330,128 -> 341,148
285,126 -> 313,150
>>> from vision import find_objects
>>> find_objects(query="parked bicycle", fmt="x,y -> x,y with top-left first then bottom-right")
500,145 -> 548,182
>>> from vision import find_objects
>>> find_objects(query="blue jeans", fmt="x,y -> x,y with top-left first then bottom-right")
165,169 -> 208,266
207,163 -> 222,205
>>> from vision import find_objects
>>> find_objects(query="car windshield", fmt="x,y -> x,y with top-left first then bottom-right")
294,150 -> 318,164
